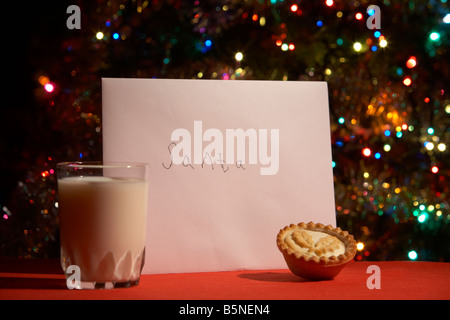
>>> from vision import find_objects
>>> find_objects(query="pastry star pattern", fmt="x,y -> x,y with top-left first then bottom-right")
287,230 -> 342,256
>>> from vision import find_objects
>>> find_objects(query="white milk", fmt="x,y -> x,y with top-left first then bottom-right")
58,176 -> 148,283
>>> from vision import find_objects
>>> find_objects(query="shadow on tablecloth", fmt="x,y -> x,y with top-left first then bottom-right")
238,271 -> 322,283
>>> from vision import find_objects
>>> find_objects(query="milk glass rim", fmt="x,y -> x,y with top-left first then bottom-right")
57,161 -> 149,169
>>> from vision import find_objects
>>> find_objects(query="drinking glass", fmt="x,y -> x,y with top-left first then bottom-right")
57,162 -> 148,289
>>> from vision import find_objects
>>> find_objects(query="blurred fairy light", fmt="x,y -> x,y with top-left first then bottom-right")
403,76 -> 412,86
408,250 -> 418,260
235,52 -> 243,61
38,75 -> 50,86
418,212 -> 428,222
362,147 -> 371,157
39,75 -> 55,93
429,32 -> 440,41
96,31 -> 104,40
259,16 -> 266,26
406,56 -> 417,68
425,141 -> 434,150
44,83 -> 54,93
356,242 -> 364,251
444,13 -> 450,24
353,42 -> 362,52
2,206 -> 12,220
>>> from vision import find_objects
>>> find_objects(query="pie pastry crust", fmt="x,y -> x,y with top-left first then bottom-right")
277,222 -> 357,280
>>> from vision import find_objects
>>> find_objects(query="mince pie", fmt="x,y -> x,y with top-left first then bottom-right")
277,222 -> 356,280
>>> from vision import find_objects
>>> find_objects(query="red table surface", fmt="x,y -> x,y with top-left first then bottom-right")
0,258 -> 449,300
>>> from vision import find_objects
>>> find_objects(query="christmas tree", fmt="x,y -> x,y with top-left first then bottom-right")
1,0 -> 449,261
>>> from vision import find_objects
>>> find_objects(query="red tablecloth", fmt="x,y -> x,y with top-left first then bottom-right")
0,258 -> 449,300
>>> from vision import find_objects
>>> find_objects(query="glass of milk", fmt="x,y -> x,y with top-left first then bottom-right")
57,162 -> 149,289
